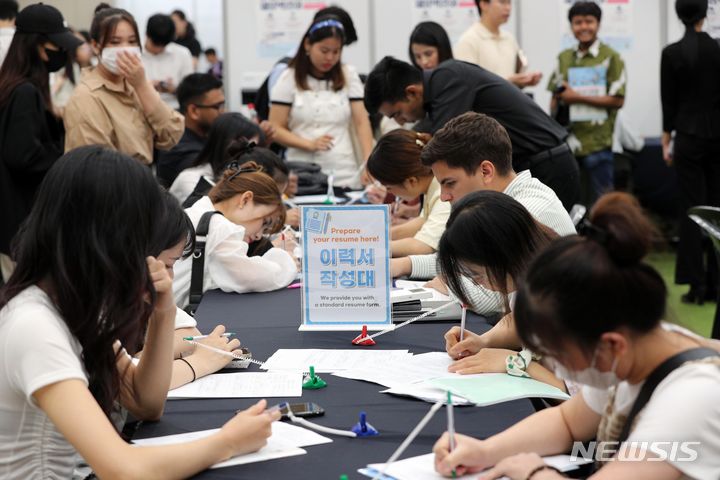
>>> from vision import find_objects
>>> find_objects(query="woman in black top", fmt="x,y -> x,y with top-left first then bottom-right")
0,3 -> 80,278
661,0 -> 720,303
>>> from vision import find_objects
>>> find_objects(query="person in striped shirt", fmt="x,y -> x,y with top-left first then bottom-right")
391,112 -> 575,317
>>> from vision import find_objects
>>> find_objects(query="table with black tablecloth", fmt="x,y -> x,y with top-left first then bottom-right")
132,288 -> 536,479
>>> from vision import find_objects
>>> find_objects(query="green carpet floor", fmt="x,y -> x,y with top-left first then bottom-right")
647,251 -> 715,337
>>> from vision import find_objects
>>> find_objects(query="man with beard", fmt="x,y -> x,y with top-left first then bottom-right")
156,73 -> 224,186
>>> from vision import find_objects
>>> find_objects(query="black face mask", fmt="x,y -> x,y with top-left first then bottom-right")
44,48 -> 67,73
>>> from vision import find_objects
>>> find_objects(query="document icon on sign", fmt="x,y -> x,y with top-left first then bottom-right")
305,209 -> 330,234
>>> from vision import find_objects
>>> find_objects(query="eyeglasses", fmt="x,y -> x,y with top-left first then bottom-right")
193,101 -> 225,110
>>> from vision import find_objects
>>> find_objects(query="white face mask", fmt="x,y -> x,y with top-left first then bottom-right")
549,347 -> 621,390
100,46 -> 141,75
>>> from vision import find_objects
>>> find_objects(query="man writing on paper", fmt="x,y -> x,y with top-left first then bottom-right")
548,1 -> 626,205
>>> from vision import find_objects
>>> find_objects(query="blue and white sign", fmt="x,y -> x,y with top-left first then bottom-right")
300,205 -> 392,331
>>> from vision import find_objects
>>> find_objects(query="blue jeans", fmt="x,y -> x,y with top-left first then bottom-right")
579,149 -> 614,202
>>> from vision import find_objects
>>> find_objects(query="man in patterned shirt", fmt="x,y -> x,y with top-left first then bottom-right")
548,1 -> 626,205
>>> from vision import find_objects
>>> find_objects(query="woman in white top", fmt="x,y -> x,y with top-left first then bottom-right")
433,192 -> 720,480
366,130 -> 451,257
0,146 -> 277,480
173,161 -> 298,309
269,15 -> 373,188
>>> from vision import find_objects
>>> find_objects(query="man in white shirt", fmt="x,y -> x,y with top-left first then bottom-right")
392,112 -> 575,315
0,0 -> 17,68
142,13 -> 193,110
454,0 -> 541,88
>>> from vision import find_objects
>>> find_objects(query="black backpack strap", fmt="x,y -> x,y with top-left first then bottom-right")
184,210 -> 223,316
617,347 -> 719,444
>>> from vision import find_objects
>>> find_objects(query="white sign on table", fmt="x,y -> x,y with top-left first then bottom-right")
300,205 -> 391,331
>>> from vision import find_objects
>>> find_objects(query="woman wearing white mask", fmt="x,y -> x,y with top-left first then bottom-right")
63,4 -> 183,164
433,192 -> 720,480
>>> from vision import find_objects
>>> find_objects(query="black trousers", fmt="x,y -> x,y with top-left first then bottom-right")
674,132 -> 720,287
515,144 -> 581,212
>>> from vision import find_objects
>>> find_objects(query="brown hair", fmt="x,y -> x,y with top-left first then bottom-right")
367,129 -> 434,186
421,112 -> 513,176
209,161 -> 286,234
289,15 -> 345,91
90,4 -> 141,51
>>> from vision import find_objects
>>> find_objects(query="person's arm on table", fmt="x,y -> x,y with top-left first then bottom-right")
446,313 -> 522,359
391,215 -> 425,240
433,392 -> 601,477
391,237 -> 435,257
170,324 -> 242,390
35,381 -> 278,480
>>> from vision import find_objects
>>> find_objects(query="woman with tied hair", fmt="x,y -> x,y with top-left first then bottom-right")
438,190 -> 565,390
172,162 -> 298,310
408,21 -> 453,71
0,146 -> 278,479
269,14 -> 373,188
63,3 -> 183,164
367,129 -> 451,258
433,192 -> 720,480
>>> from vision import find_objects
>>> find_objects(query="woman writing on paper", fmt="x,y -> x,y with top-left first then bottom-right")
172,162 -> 298,310
149,191 -> 245,390
269,15 -> 373,188
433,193 -> 720,480
366,129 -> 451,258
438,191 -> 565,391
0,146 -> 278,479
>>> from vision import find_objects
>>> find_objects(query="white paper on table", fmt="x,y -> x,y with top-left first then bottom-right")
292,194 -> 346,205
380,384 -> 473,406
261,349 -> 412,373
361,452 -> 593,480
167,372 -> 302,399
132,422 -> 332,469
332,352 -> 458,388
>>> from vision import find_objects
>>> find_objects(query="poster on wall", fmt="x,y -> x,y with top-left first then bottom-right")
410,0 -> 479,46
256,0 -> 326,59
559,0 -> 634,52
707,0 -> 720,39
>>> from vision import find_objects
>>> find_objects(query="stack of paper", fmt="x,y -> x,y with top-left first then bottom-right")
427,374 -> 570,406
331,352 -> 472,406
359,452 -> 593,480
332,352 -> 455,388
133,422 -> 332,469
168,372 -> 302,399
261,349 -> 412,373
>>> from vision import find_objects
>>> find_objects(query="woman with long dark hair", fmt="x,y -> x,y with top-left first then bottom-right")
269,15 -> 373,188
661,0 -> 720,304
438,191 -> 564,389
433,193 -> 720,480
0,3 -> 81,281
408,21 -> 453,71
170,112 -> 265,203
0,146 -> 278,478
